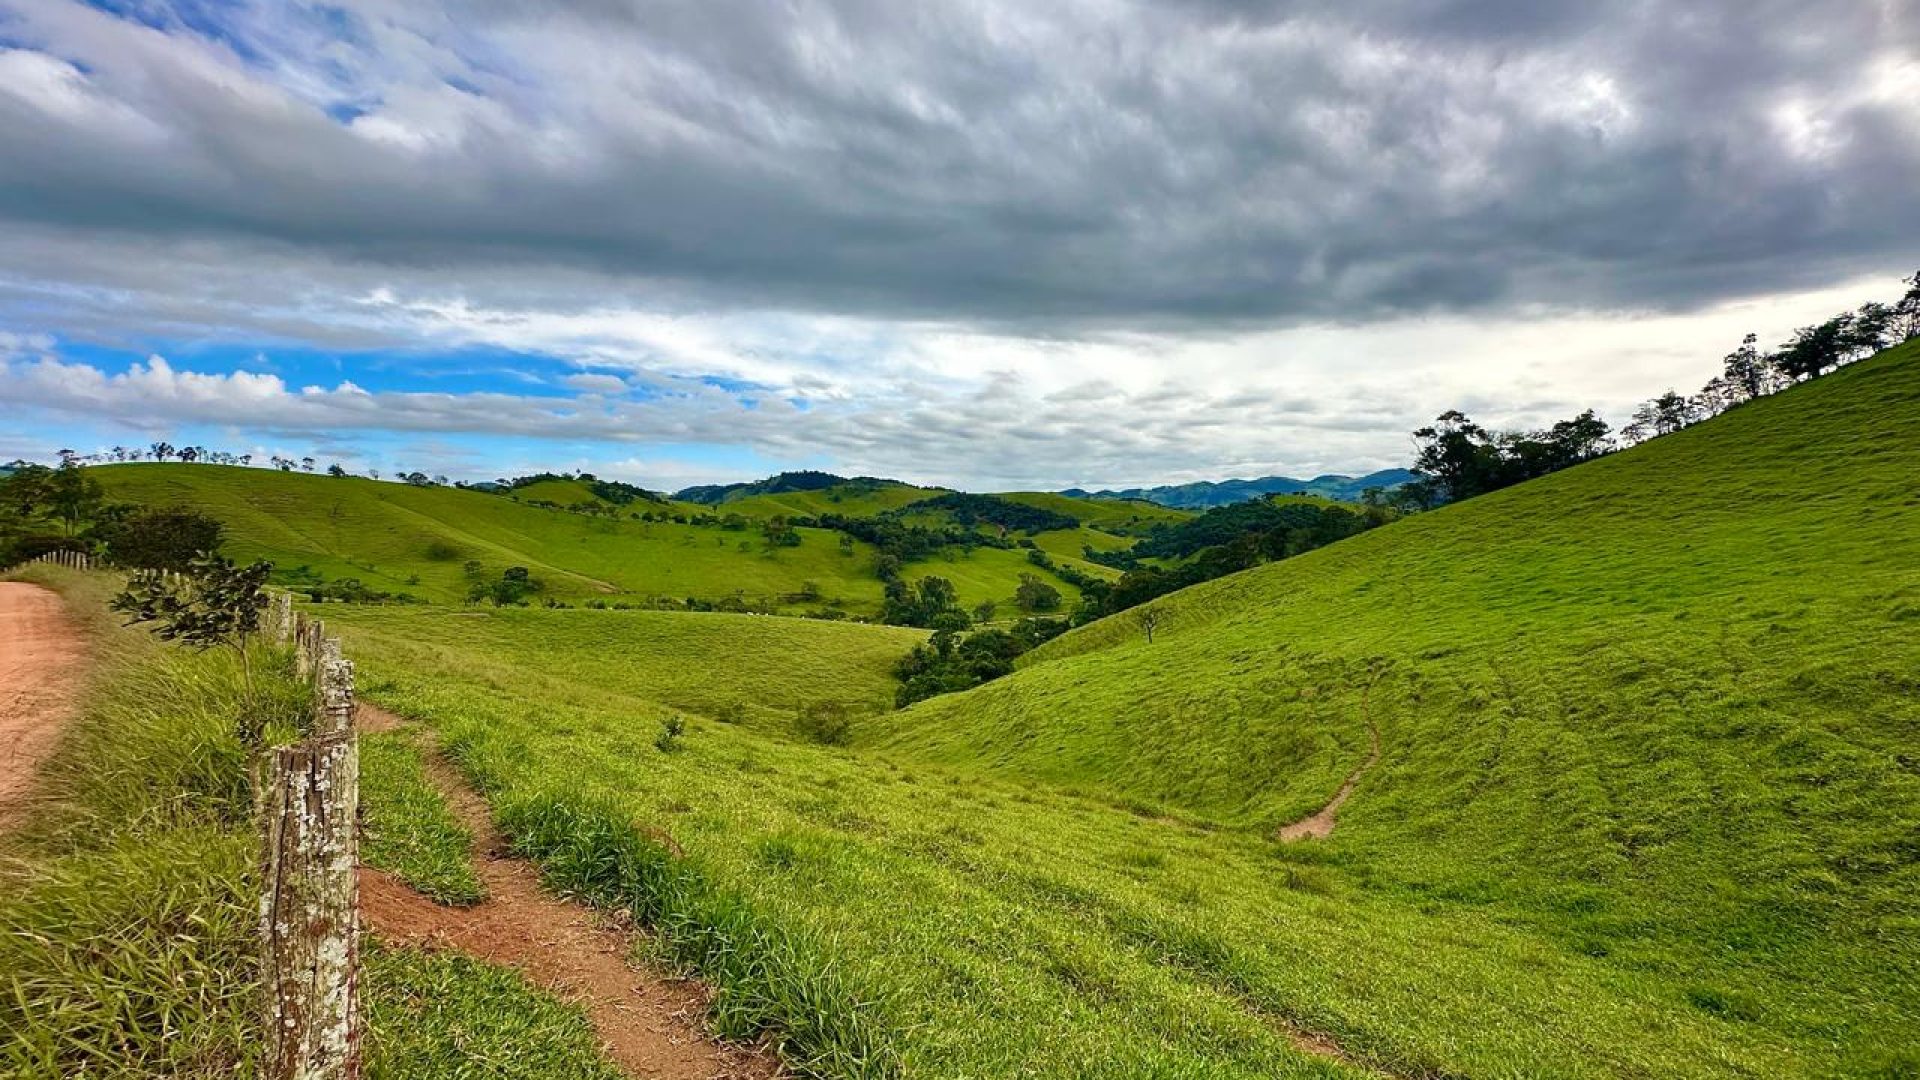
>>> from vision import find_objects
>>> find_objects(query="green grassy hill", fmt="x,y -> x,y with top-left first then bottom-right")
873,340 -> 1920,1061
89,464 -> 1095,616
722,480 -> 945,520
325,341 -> 1920,1078
91,464 -> 888,611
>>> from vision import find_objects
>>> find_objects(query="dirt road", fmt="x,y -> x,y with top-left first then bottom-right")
0,582 -> 86,826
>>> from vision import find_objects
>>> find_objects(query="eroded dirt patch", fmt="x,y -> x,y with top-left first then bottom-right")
1278,681 -> 1382,843
356,704 -> 779,1080
0,582 -> 87,827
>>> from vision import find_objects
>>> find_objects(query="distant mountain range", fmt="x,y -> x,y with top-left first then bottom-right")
1063,469 -> 1418,510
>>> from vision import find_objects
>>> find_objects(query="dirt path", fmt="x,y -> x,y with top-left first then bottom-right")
0,582 -> 87,828
1277,681 -> 1381,842
356,705 -> 779,1080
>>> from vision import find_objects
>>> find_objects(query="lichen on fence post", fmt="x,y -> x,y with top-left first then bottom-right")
259,649 -> 361,1080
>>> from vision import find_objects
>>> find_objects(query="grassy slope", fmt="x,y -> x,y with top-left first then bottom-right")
875,341 -> 1920,1058
326,605 -> 925,722
93,464 -> 888,610
91,466 -> 1082,615
337,600 -> 1905,1077
329,339 -> 1920,1077
723,481 -> 946,519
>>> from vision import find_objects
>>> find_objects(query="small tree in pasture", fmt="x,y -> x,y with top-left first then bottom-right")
111,553 -> 273,740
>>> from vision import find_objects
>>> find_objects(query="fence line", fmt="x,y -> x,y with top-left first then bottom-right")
261,597 -> 361,1080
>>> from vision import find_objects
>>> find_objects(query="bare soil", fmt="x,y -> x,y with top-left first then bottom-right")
356,704 -> 779,1079
0,582 -> 86,828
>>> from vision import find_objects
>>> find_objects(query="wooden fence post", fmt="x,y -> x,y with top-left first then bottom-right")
260,649 -> 360,1080
271,593 -> 294,644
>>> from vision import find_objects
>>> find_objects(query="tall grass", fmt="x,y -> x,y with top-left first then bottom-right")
497,791 -> 896,1077
0,568 -> 287,1077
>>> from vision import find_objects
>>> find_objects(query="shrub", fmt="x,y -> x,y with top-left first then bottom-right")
98,507 -> 225,571
654,714 -> 687,752
794,702 -> 853,746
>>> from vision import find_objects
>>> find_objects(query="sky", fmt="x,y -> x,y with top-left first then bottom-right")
0,0 -> 1915,492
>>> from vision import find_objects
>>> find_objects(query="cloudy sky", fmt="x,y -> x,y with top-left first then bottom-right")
1,0 -> 1914,490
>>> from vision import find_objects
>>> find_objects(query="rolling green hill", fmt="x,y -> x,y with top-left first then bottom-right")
91,464 -> 887,610
722,480 -> 944,520
87,464 -> 1093,616
324,340 -> 1920,1077
872,339 -> 1920,1061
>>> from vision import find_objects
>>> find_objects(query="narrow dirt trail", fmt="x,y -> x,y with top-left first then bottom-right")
1277,680 -> 1381,842
0,582 -> 87,828
356,705 -> 780,1080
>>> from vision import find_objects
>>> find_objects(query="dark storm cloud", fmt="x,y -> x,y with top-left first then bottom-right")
0,0 -> 1913,333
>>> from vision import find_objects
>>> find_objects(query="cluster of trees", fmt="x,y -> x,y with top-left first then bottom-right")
1403,409 -> 1614,505
1122,498 -> 1385,562
880,572 -> 967,629
1407,271 -> 1920,507
1621,273 -> 1918,442
463,562 -> 544,607
893,617 -> 1071,707
1057,498 -> 1390,624
909,493 -> 1077,534
0,461 -> 229,571
37,442 -> 465,487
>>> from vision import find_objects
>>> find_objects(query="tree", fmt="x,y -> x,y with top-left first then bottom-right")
47,462 -> 104,536
99,507 -> 224,571
1894,269 -> 1920,342
1625,391 -> 1701,443
1014,573 -> 1062,613
1846,302 -> 1893,360
762,515 -> 802,548
301,457 -> 316,473
916,575 -> 959,614
1139,606 -> 1163,643
149,441 -> 174,462
327,464 -> 347,477
1773,317 -> 1850,382
468,565 -> 540,606
1719,333 -> 1777,403
1411,411 -> 1502,503
110,553 -> 273,738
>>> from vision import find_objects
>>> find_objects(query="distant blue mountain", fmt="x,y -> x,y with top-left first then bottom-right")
1063,469 -> 1418,510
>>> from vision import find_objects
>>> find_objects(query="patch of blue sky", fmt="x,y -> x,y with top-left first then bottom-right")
79,0 -> 269,66
49,337 -> 599,400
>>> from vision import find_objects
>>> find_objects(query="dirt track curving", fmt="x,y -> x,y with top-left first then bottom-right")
356,705 -> 779,1079
0,582 -> 86,828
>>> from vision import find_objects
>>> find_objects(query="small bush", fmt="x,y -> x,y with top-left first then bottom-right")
423,540 -> 462,562
654,714 -> 687,752
794,701 -> 853,746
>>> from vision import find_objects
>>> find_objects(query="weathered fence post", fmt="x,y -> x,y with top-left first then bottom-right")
271,593 -> 295,644
259,645 -> 360,1080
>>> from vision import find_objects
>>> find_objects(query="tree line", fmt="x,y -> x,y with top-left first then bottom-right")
1403,270 -> 1920,506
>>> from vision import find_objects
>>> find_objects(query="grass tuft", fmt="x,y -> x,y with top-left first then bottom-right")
359,732 -> 485,905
